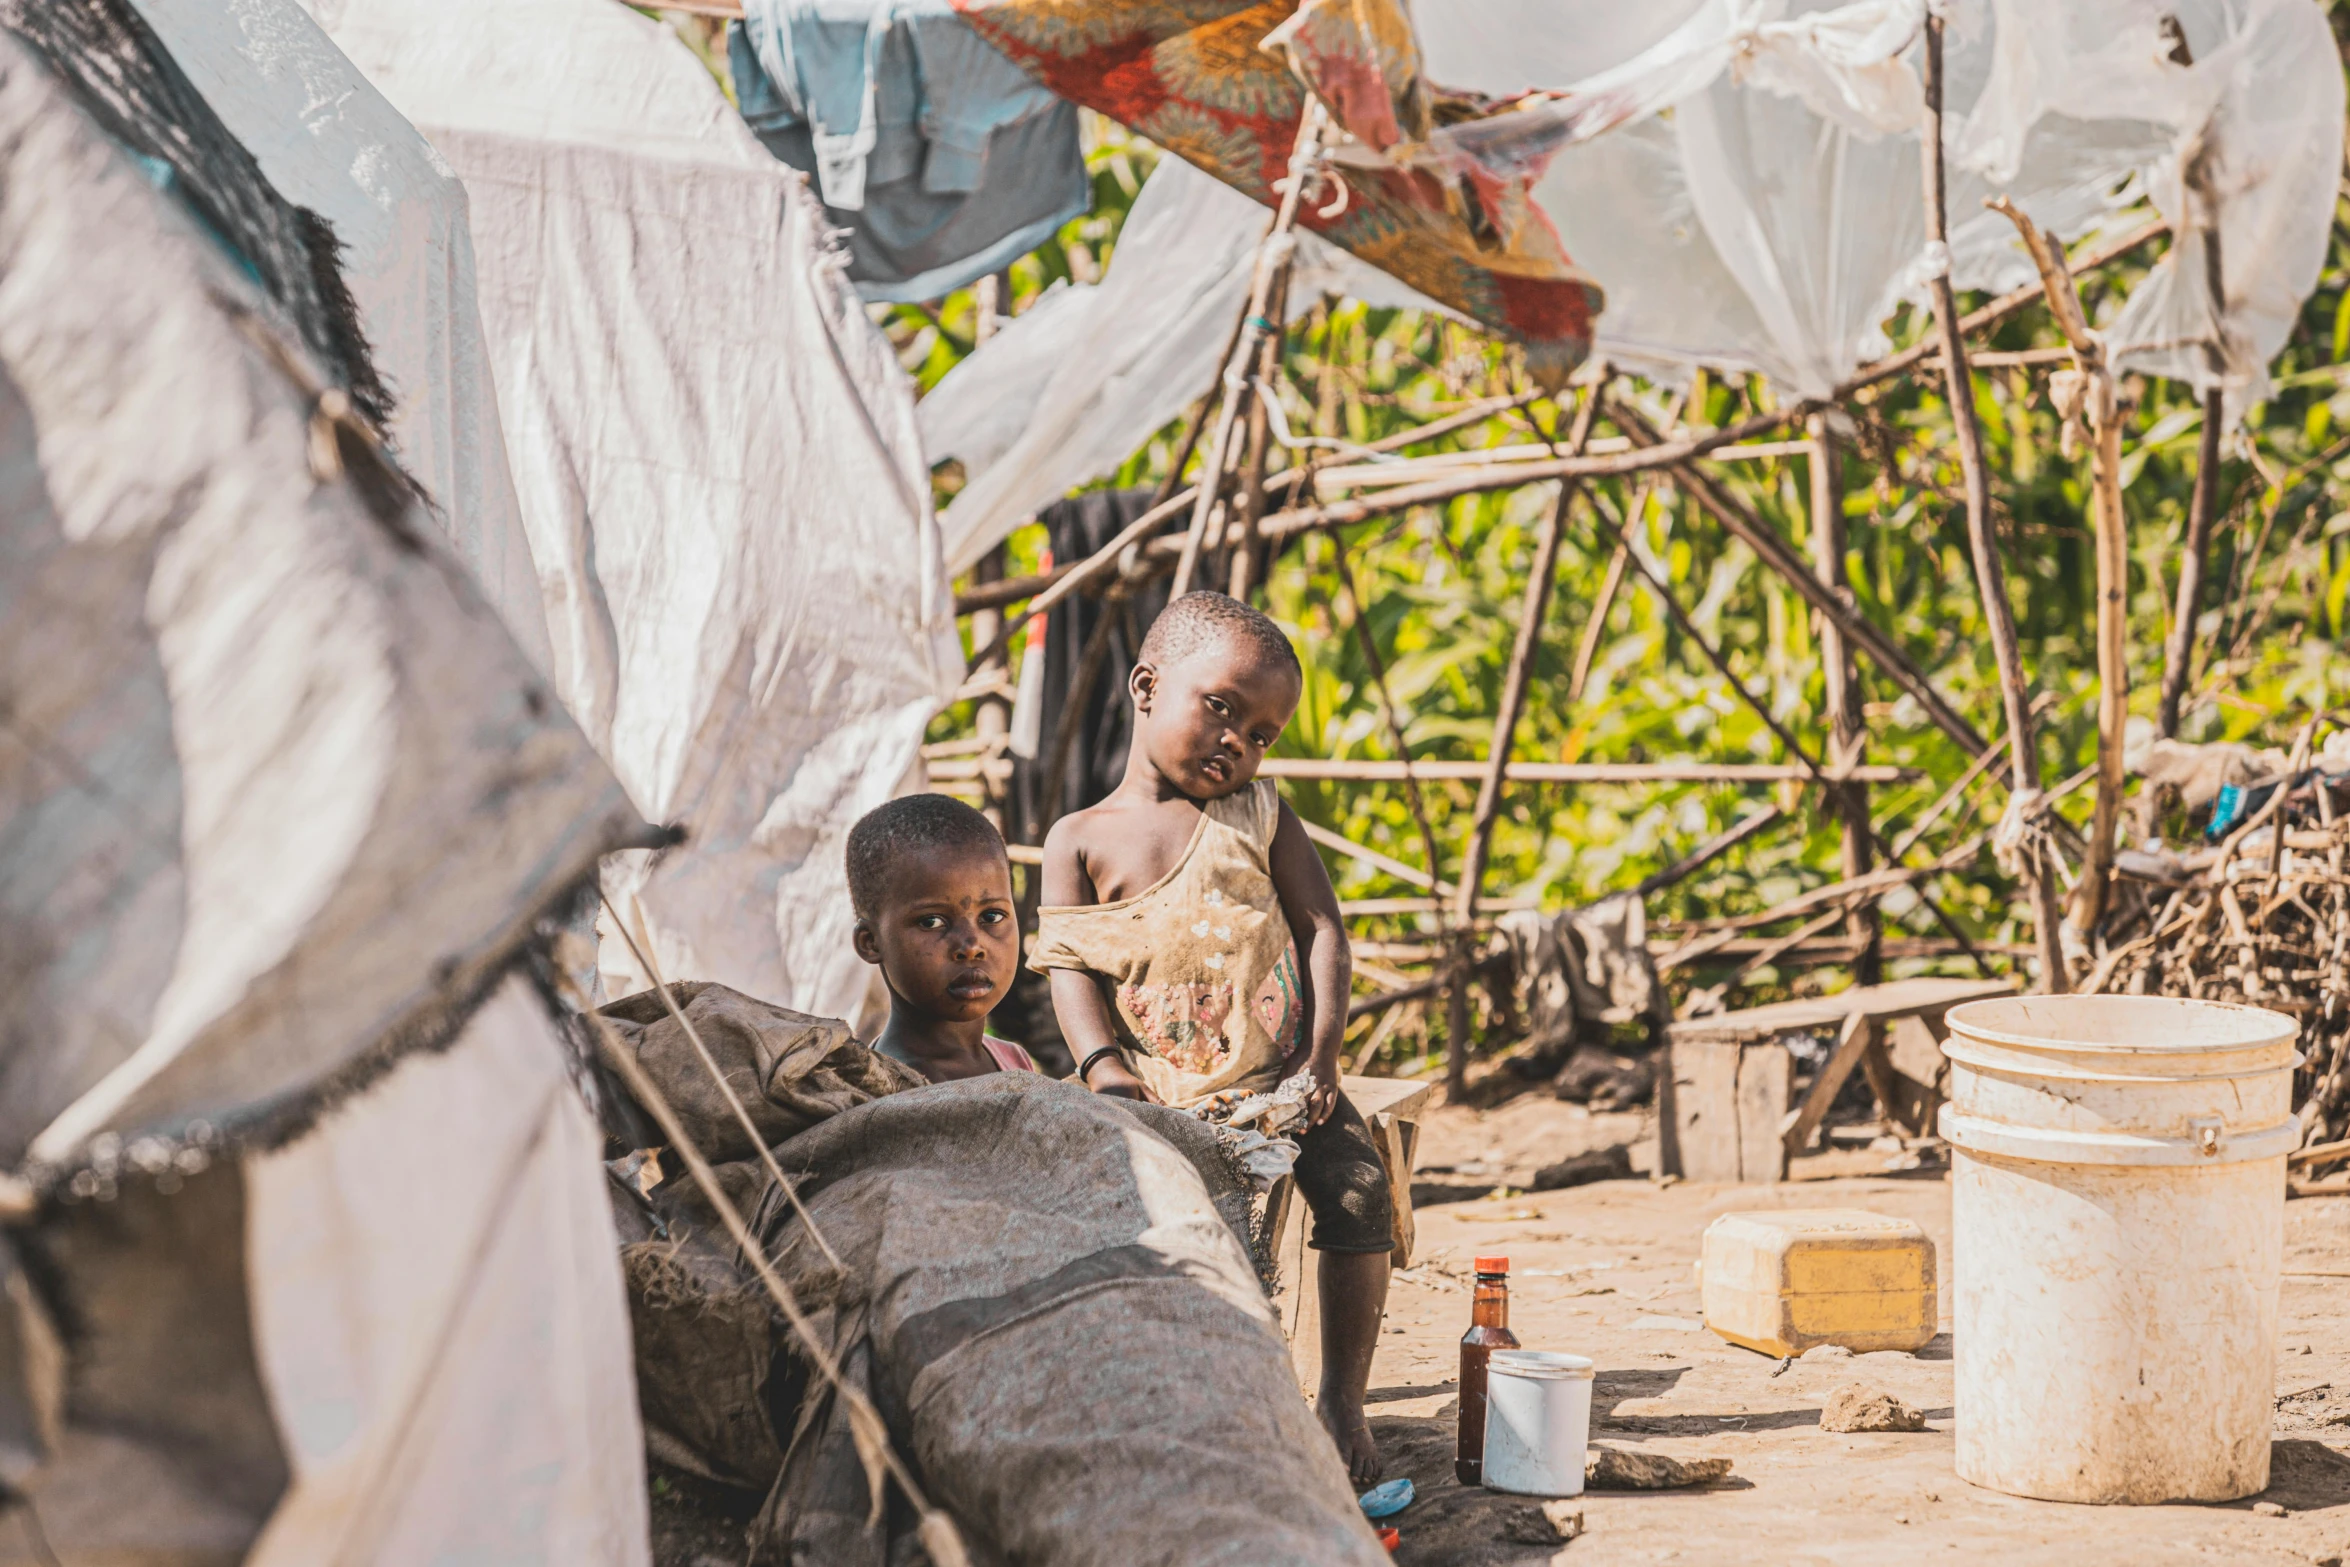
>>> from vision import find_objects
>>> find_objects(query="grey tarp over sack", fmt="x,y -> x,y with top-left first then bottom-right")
603,987 -> 1385,1566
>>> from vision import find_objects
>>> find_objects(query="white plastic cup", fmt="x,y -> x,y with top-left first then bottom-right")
1480,1350 -> 1595,1496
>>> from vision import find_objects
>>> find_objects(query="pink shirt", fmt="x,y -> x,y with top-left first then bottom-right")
981,1036 -> 1040,1073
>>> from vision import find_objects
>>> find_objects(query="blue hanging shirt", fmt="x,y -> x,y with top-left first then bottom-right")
730,0 -> 1089,303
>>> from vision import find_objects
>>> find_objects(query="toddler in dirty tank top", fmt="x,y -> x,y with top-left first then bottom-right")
1032,590 -> 1394,1487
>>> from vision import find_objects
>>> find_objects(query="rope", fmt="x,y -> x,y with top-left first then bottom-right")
598,890 -> 843,1268
556,968 -> 969,1565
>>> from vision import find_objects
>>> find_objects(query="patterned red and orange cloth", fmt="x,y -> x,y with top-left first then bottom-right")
950,0 -> 1603,384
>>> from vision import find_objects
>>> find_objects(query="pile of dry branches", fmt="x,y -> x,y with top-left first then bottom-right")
2092,749 -> 2350,1179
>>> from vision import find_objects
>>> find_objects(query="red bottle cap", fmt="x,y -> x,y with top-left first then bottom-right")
1378,1526 -> 1401,1551
1473,1256 -> 1509,1274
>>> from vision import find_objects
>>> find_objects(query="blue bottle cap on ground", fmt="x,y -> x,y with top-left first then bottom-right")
1358,1477 -> 1414,1518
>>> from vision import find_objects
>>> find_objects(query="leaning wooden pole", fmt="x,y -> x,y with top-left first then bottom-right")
1446,378 -> 1605,1099
2160,217 -> 2229,737
1171,98 -> 1327,598
2161,382 -> 2226,736
1923,16 -> 2068,991
1988,196 -> 2128,938
1808,414 -> 1878,981
1330,536 -> 1451,926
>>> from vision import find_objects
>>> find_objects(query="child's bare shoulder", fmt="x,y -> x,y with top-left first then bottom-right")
1041,799 -> 1115,863
1040,800 -> 1117,904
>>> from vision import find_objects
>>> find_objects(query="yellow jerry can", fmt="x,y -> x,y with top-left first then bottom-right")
1698,1209 -> 1937,1358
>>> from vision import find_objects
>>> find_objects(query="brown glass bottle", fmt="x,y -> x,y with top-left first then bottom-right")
1455,1255 -> 1519,1484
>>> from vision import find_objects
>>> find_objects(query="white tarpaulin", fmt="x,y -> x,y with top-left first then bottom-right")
0,25 -> 638,1171
303,0 -> 964,1017
923,156 -> 1445,573
924,0 -> 2341,558
0,16 -> 651,1563
129,0 -> 553,676
246,977 -> 647,1567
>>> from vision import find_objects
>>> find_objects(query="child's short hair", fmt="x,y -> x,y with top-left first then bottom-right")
845,794 -> 1008,919
1138,591 -> 1301,680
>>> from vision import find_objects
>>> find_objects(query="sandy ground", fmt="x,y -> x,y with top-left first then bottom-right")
1360,1084 -> 2350,1566
647,1080 -> 2350,1566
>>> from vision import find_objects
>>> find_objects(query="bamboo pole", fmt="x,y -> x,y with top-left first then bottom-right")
954,223 -> 2169,624
967,545 -> 1010,829
1569,531 -> 1631,704
1987,196 -> 2128,937
1153,291 -> 1257,510
1035,593 -> 1122,839
1808,413 -> 1879,981
1632,807 -> 1783,899
1328,534 -> 1454,913
1229,262 -> 1295,600
1584,483 -> 1995,980
1839,216 -> 2170,396
1300,816 -> 1456,895
2161,383 -> 2227,736
962,491 -> 1188,673
2160,210 -> 2229,737
1446,379 -> 1606,1099
1172,98 -> 1328,598
1924,16 -> 2067,991
1611,404 -> 1990,759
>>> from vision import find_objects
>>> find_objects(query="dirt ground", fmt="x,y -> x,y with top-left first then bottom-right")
647,1080 -> 2350,1566
1360,1084 -> 2350,1566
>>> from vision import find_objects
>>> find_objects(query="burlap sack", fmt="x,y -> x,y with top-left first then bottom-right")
747,1075 -> 1384,1567
600,982 -> 926,1161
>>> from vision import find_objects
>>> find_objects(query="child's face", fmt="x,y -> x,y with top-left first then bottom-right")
1132,643 -> 1302,800
852,845 -> 1018,1023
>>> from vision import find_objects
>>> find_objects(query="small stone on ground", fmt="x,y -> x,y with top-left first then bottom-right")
1586,1444 -> 1734,1490
1819,1386 -> 1928,1434
1799,1344 -> 1854,1362
1498,1502 -> 1586,1545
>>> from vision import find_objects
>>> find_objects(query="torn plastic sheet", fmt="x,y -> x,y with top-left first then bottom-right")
921,0 -> 2338,545
302,0 -> 965,1020
924,156 -> 1447,573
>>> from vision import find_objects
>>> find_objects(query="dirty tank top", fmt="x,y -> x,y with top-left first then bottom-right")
1029,780 -> 1302,1108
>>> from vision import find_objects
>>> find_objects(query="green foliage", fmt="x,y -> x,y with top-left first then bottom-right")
920,94 -> 2350,1069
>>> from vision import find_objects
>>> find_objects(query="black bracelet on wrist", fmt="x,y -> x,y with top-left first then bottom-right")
1076,1046 -> 1124,1084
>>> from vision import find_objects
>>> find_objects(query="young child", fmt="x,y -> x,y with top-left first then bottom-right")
1032,590 -> 1393,1486
848,794 -> 1039,1081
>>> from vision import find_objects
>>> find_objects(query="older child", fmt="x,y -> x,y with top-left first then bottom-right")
1032,590 -> 1392,1485
848,794 -> 1038,1080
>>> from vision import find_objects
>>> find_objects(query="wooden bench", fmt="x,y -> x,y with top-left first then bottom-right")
1662,976 -> 2015,1182
1267,1074 -> 1432,1382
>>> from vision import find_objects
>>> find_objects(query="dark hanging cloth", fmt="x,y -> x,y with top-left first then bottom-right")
0,0 -> 392,429
1011,488 -> 1169,844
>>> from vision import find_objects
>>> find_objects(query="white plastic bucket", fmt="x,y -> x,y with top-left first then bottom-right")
1480,1351 -> 1594,1496
1941,995 -> 2300,1504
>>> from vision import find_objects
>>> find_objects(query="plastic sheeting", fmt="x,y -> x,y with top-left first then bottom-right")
955,0 -> 1604,383
923,156 -> 1445,572
0,23 -> 640,1173
303,0 -> 965,1018
1471,0 -> 2340,407
1985,0 -> 2345,413
245,976 -> 647,1566
925,0 -> 2340,547
127,0 -> 553,676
